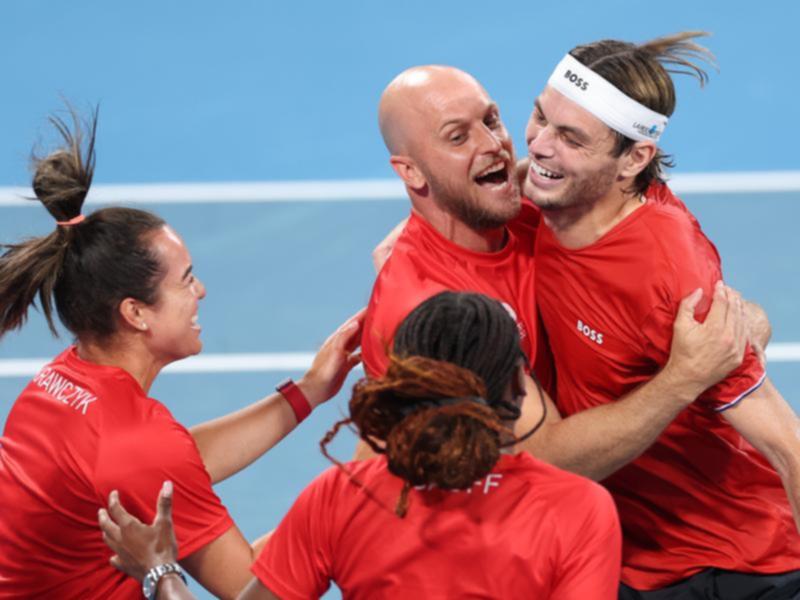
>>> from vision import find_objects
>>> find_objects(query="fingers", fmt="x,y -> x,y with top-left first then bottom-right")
329,308 -> 366,353
107,490 -> 138,529
727,286 -> 746,360
98,507 -> 121,540
676,287 -> 704,322
155,481 -> 173,526
346,351 -> 363,370
343,318 -> 364,353
701,281 -> 730,329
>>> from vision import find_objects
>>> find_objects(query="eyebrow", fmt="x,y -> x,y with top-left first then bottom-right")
438,102 -> 499,133
534,100 -> 592,144
182,265 -> 193,281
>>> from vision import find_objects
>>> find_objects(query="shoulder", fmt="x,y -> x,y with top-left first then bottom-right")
508,453 -> 616,518
292,458 -> 392,511
95,395 -> 199,485
363,234 -> 449,372
638,201 -> 722,301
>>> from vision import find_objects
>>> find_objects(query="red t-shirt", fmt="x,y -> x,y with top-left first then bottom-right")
363,202 -> 546,380
252,453 -> 621,599
0,347 -> 233,598
535,183 -> 800,589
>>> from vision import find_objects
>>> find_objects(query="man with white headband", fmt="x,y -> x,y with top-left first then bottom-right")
525,32 -> 800,598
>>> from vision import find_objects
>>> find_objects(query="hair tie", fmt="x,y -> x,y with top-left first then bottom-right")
56,214 -> 86,227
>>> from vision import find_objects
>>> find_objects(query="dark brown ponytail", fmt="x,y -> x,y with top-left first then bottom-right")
0,106 -> 95,336
0,105 -> 165,340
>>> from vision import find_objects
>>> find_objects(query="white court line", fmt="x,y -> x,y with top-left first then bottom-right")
0,353 -> 315,378
0,344 -> 798,378
1,171 -> 800,206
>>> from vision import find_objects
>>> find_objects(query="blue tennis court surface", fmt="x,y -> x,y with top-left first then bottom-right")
1,1 -> 798,598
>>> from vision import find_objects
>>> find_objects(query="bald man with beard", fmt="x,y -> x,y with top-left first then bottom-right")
358,65 -> 749,477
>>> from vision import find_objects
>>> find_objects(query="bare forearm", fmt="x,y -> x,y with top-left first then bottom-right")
524,368 -> 701,480
190,393 -> 297,484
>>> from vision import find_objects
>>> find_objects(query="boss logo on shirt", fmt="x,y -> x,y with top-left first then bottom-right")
577,319 -> 604,345
564,69 -> 589,91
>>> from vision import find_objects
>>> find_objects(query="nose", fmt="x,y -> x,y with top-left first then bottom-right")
477,122 -> 505,154
193,277 -> 207,300
528,124 -> 555,158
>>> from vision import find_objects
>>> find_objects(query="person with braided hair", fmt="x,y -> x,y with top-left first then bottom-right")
98,291 -> 622,599
0,108 -> 364,599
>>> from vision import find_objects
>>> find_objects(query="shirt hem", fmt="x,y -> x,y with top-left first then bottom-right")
176,514 -> 235,560
714,371 -> 767,412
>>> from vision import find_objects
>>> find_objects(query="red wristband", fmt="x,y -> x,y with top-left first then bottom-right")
276,378 -> 312,423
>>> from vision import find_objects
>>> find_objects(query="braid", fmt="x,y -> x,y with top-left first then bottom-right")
393,291 -> 523,415
321,292 -> 534,517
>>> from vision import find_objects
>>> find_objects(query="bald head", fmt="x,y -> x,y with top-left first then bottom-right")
378,65 -> 489,156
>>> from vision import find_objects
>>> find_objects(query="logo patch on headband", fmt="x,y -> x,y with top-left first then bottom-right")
633,122 -> 660,139
563,69 -> 589,91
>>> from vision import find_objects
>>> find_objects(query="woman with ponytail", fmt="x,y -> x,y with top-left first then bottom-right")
100,291 -> 622,599
0,108 -> 363,599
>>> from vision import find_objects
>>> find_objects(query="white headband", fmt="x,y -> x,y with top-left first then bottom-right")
546,54 -> 668,142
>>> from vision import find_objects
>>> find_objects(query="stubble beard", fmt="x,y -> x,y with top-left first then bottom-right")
427,171 -> 521,231
527,164 -> 617,221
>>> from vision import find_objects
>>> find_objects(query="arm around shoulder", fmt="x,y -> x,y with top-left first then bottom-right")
519,284 -> 749,480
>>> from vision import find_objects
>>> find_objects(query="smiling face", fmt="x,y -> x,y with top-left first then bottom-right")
523,85 -> 622,213
139,226 -> 206,364
386,68 -> 521,230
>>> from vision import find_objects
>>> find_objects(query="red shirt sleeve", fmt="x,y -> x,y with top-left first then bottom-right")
94,406 -> 233,559
549,483 -> 621,600
637,215 -> 766,411
251,468 -> 339,599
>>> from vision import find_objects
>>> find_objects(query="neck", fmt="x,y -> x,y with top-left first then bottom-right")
542,187 -> 644,250
412,206 -> 507,253
76,335 -> 163,394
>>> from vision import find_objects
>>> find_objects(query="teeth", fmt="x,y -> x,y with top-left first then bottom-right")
531,161 -> 562,179
477,161 -> 506,178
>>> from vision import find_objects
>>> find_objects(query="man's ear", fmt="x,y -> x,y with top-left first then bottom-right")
119,297 -> 149,333
618,141 -> 658,180
390,155 -> 427,191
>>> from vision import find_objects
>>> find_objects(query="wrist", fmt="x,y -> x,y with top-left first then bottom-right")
276,378 -> 314,423
154,574 -> 188,600
658,362 -> 705,407
142,563 -> 186,600
296,375 -> 327,409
